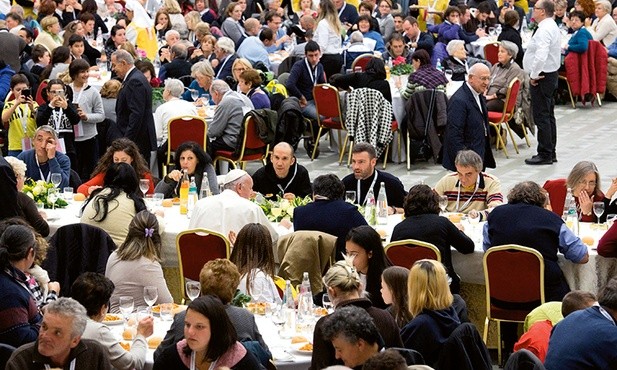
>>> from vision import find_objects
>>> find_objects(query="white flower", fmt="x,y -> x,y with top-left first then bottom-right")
287,206 -> 295,217
280,199 -> 290,211
26,191 -> 34,199
32,186 -> 43,196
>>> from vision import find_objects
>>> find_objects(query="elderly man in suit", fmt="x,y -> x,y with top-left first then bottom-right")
442,63 -> 495,172
111,49 -> 157,163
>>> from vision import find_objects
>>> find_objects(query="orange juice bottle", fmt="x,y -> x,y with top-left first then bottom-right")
179,170 -> 189,214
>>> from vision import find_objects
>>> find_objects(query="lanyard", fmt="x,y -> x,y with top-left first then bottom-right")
216,55 -> 231,79
52,109 -> 63,131
45,359 -> 75,370
277,163 -> 298,195
72,85 -> 85,105
305,59 -> 317,85
456,175 -> 480,212
35,154 -> 51,182
358,170 -> 379,206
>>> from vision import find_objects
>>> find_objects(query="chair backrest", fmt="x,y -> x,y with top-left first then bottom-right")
484,42 -> 500,65
351,53 -> 374,71
313,84 -> 344,127
384,239 -> 441,268
436,323 -> 493,370
232,114 -> 269,161
484,245 -> 545,322
178,75 -> 193,87
43,223 -> 117,296
502,78 -> 521,118
35,79 -> 49,106
166,115 -> 208,168
176,228 -> 230,297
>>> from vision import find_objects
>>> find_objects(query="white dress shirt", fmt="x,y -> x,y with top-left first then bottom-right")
523,17 -> 561,79
314,19 -> 343,54
153,97 -> 198,145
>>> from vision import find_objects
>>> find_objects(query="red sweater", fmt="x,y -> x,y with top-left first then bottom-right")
77,172 -> 155,196
543,178 -> 605,223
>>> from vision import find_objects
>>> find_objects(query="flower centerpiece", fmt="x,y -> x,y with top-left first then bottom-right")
390,56 -> 414,76
22,179 -> 68,208
253,195 -> 312,222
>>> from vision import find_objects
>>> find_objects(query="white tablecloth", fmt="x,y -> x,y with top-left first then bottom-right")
107,310 -> 312,370
48,205 -> 612,294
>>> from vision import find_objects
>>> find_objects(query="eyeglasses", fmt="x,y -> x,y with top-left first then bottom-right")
578,180 -> 597,187
49,90 -> 64,94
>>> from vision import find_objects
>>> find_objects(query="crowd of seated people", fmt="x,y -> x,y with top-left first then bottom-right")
4,0 -> 617,367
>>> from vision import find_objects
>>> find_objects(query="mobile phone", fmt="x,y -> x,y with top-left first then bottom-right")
504,2 -> 510,7
22,88 -> 31,98
57,90 -> 65,99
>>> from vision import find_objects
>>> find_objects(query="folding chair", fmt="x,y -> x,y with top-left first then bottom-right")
212,113 -> 269,170
164,115 -> 207,176
351,53 -> 374,71
483,42 -> 500,65
488,78 -> 523,158
311,84 -> 346,162
384,239 -> 441,268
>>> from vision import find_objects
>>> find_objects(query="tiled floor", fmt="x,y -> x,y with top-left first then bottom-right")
245,101 -> 617,197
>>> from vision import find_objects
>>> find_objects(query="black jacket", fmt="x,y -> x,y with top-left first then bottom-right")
252,161 -> 312,199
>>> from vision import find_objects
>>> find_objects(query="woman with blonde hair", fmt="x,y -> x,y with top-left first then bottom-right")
311,257 -> 402,370
184,10 -> 202,43
34,15 -> 63,52
105,210 -> 173,313
401,260 -> 462,367
314,0 -> 343,78
100,79 -> 122,123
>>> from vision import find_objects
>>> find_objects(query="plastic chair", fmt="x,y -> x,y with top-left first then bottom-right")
165,115 -> 207,176
311,84 -> 346,161
213,113 -> 269,170
384,239 -> 441,268
176,228 -> 230,302
483,42 -> 500,65
488,78 -> 523,158
483,245 -> 545,365
351,53 -> 374,71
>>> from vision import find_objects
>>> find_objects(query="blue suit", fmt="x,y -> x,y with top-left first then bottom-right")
442,83 -> 495,171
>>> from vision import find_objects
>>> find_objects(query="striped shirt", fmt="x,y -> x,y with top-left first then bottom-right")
434,172 -> 503,220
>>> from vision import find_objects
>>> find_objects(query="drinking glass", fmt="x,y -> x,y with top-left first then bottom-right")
593,202 -> 605,226
607,214 -> 617,228
139,179 -> 150,196
190,89 -> 199,102
439,195 -> 448,214
143,286 -> 158,314
160,303 -> 174,321
345,191 -> 357,204
63,187 -> 73,202
185,281 -> 200,302
47,188 -> 58,210
119,296 -> 134,322
51,173 -> 62,188
322,293 -> 334,313
200,93 -> 210,107
271,304 -> 286,334
153,193 -> 164,207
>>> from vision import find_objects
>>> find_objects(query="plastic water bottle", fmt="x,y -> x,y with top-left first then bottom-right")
364,188 -> 377,226
297,272 -> 313,322
282,280 -> 295,334
199,173 -> 211,199
563,188 -> 579,235
96,27 -> 103,49
179,170 -> 189,215
187,176 -> 197,218
377,182 -> 388,225
436,58 -> 443,72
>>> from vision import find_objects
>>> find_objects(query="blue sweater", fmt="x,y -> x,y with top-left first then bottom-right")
545,306 -> 617,369
0,267 -> 42,347
568,27 -> 593,54
18,149 -> 71,189
285,59 -> 325,101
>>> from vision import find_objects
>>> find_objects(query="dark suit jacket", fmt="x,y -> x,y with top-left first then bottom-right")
293,199 -> 367,259
214,54 -> 237,81
442,83 -> 495,172
0,156 -> 20,221
115,68 -> 157,160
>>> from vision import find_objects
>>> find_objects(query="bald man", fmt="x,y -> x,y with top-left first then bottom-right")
237,18 -> 271,68
252,142 -> 312,200
442,63 -> 496,172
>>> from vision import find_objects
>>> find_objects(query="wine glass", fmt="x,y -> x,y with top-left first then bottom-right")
593,202 -> 605,226
345,191 -> 357,204
143,286 -> 158,314
190,89 -> 199,102
51,173 -> 62,188
322,293 -> 334,313
47,188 -> 58,210
153,193 -> 164,207
119,296 -> 134,322
439,195 -> 448,214
185,281 -> 201,302
139,179 -> 150,196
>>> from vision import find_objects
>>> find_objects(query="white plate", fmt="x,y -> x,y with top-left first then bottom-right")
102,314 -> 124,325
291,342 -> 313,354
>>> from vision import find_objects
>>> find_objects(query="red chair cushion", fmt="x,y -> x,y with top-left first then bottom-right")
321,118 -> 343,130
391,120 -> 399,131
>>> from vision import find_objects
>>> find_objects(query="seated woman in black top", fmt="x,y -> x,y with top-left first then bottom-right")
390,184 -> 474,294
329,57 -> 392,102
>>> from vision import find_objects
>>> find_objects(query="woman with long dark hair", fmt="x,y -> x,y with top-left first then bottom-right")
154,141 -> 218,198
153,295 -> 261,369
330,57 -> 392,102
78,138 -> 154,196
80,162 -> 148,246
345,225 -> 393,309
229,223 -> 280,304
